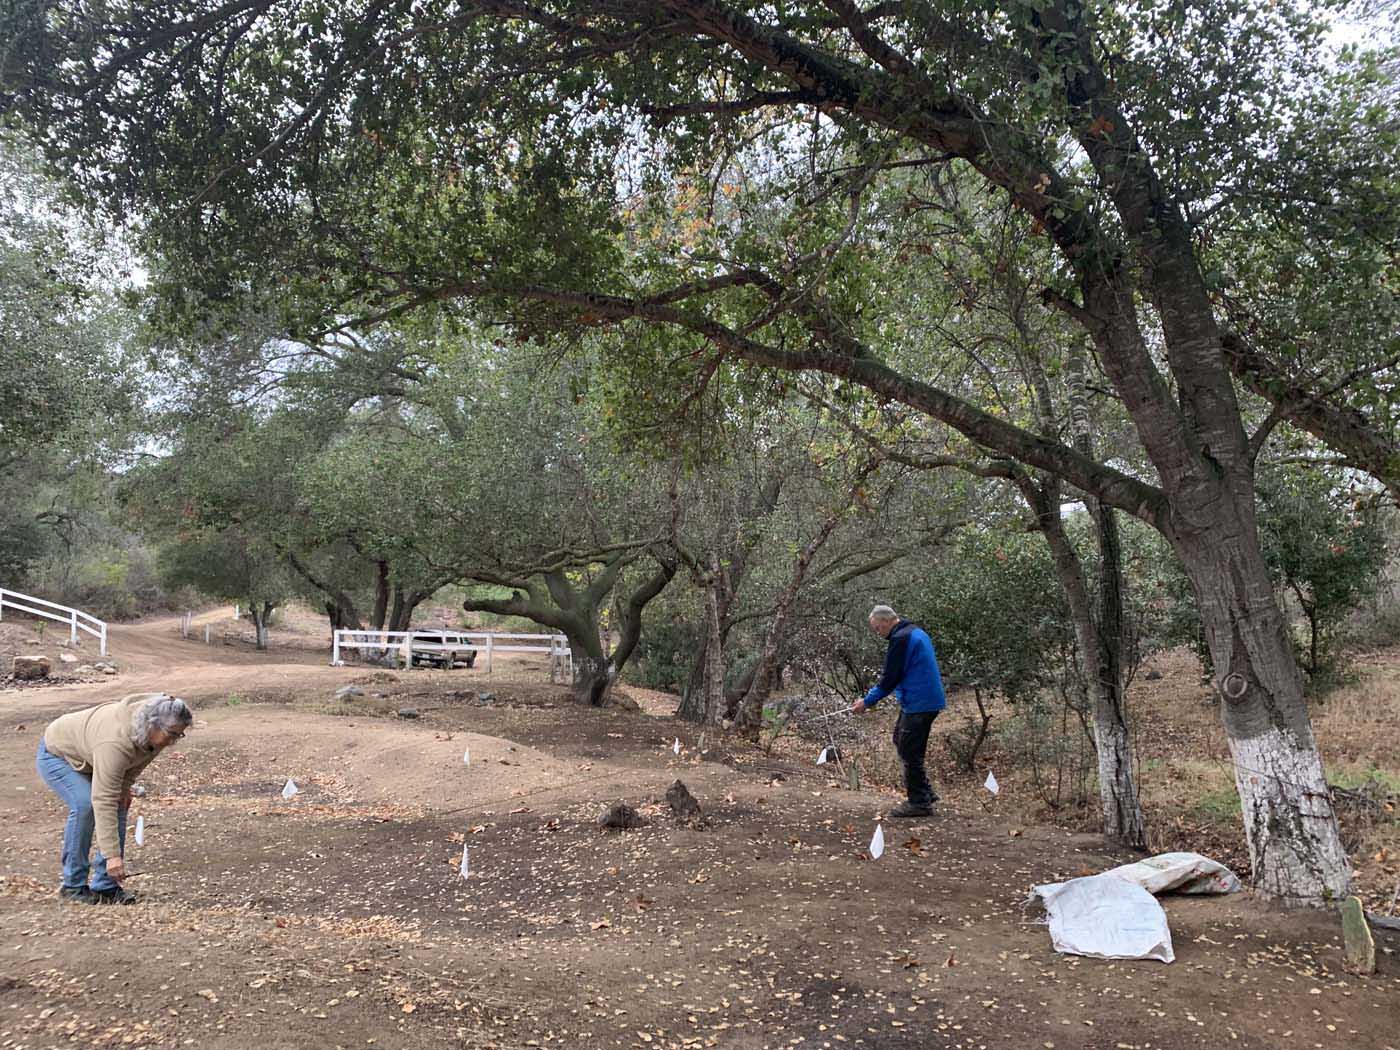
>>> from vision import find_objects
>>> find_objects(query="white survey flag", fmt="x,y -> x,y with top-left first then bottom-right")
984,770 -> 1000,796
282,778 -> 299,800
134,815 -> 145,846
816,748 -> 829,765
869,823 -> 885,860
673,738 -> 681,755
460,845 -> 470,879
463,748 -> 471,766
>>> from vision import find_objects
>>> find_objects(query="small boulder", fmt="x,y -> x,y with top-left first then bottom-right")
334,685 -> 365,701
605,692 -> 643,714
58,652 -> 79,666
1144,669 -> 1164,681
1341,896 -> 1376,975
77,665 -> 95,674
478,692 -> 496,702
396,707 -> 420,719
12,656 -> 51,681
101,666 -> 118,675
598,802 -> 643,830
665,779 -> 703,825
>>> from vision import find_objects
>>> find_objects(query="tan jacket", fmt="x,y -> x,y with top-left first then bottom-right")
43,693 -> 167,858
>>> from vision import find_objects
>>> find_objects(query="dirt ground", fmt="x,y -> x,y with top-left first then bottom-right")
2,613 -> 1398,1050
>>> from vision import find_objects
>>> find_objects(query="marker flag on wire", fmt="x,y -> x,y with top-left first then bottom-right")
984,770 -> 1000,796
282,778 -> 299,800
463,748 -> 471,766
459,844 -> 470,880
134,815 -> 145,847
673,738 -> 681,755
816,748 -> 830,766
869,823 -> 885,860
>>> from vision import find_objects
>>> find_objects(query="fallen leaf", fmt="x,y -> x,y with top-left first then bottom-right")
904,837 -> 925,856
509,806 -> 531,814
590,918 -> 612,930
401,1002 -> 417,1014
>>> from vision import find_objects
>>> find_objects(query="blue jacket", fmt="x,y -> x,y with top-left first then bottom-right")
864,620 -> 946,713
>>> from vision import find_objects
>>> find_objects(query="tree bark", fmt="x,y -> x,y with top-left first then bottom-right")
1018,475 -> 1147,850
1064,345 -> 1146,850
732,470 -> 868,735
250,600 -> 274,650
371,560 -> 390,631
461,550 -> 674,708
1171,520 -> 1350,900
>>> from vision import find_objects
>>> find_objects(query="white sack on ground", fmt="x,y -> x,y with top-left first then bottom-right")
1031,874 -> 1174,963
1101,851 -> 1241,895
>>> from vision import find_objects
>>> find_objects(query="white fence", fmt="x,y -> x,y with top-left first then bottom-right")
0,587 -> 108,656
332,629 -> 572,678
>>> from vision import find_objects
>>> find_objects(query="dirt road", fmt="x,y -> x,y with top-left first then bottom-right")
1,617 -> 1397,1049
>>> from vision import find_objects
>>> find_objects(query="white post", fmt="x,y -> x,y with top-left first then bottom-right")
204,624 -> 211,644
486,633 -> 493,675
332,630 -> 341,666
70,610 -> 78,645
234,604 -> 240,620
99,623 -> 107,657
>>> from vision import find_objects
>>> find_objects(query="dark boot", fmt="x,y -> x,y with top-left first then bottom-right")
888,800 -> 933,818
91,887 -> 138,906
58,885 -> 97,904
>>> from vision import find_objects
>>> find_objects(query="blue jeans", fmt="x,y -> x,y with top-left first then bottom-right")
35,740 -> 126,892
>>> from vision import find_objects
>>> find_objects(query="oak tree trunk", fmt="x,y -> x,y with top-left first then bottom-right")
1172,521 -> 1350,901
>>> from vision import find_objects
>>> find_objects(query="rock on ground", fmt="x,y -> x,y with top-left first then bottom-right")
12,655 -> 50,681
1341,896 -> 1376,974
598,801 -> 643,830
665,779 -> 703,825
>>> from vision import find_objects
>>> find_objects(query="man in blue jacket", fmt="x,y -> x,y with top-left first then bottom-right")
852,605 -> 947,818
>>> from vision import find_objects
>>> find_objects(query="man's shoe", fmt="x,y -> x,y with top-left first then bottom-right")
58,886 -> 97,905
91,887 -> 138,906
888,801 -> 934,819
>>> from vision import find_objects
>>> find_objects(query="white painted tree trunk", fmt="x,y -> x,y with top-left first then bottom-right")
1179,526 -> 1352,902
1227,724 -> 1351,900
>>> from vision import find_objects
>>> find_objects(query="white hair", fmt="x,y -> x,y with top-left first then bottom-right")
868,605 -> 898,623
130,695 -> 193,747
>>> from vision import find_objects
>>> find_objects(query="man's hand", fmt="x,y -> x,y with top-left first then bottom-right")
851,698 -> 867,715
105,857 -> 126,882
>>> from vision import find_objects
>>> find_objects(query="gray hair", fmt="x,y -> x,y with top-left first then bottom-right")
868,605 -> 898,623
131,695 -> 193,747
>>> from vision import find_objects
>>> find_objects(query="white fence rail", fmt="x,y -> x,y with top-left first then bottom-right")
332,629 -> 572,678
0,587 -> 108,656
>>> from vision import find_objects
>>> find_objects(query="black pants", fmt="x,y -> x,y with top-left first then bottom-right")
893,710 -> 939,806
